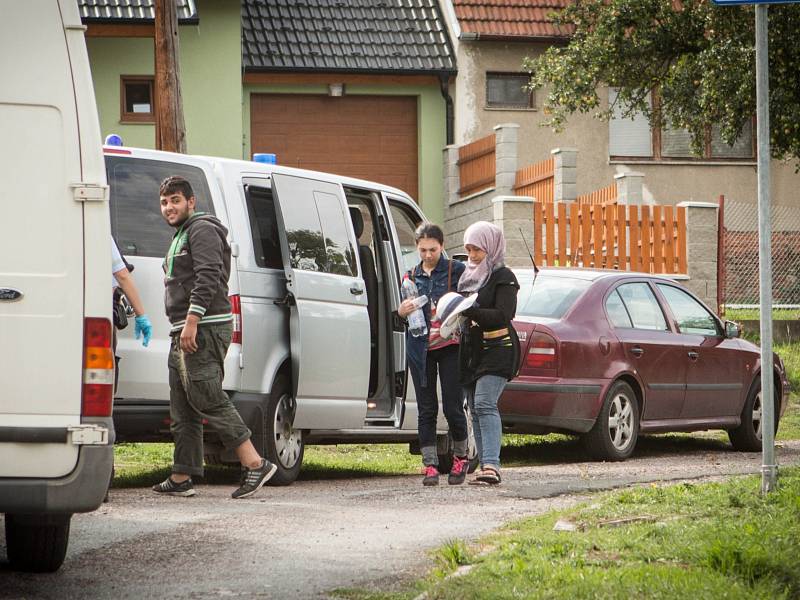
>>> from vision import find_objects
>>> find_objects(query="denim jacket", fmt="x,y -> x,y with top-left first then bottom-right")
404,255 -> 465,387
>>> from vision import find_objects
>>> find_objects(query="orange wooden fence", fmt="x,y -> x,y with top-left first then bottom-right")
577,182 -> 617,206
457,133 -> 495,198
532,201 -> 687,274
513,156 -> 554,203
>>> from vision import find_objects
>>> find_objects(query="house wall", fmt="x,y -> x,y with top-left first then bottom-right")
451,40 -> 800,208
85,0 -> 242,158
242,83 -> 448,225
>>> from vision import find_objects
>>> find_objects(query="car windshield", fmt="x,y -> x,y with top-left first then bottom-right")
515,274 -> 592,319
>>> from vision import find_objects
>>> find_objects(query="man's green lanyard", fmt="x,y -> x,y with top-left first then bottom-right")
166,212 -> 206,277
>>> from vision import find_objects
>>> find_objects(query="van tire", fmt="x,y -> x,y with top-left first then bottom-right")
261,375 -> 304,486
5,513 -> 71,573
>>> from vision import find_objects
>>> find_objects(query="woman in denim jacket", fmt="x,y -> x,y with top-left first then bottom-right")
398,224 -> 469,486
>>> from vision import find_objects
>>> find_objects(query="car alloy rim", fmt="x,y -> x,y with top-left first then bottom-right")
608,392 -> 634,451
274,392 -> 302,469
752,390 -> 763,439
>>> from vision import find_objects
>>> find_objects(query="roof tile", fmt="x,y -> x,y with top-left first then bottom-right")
78,0 -> 197,23
453,0 -> 572,39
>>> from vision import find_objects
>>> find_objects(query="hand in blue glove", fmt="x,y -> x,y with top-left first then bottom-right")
134,314 -> 153,347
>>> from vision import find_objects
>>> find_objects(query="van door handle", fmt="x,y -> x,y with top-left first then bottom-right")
629,347 -> 644,357
350,285 -> 364,295
688,351 -> 699,360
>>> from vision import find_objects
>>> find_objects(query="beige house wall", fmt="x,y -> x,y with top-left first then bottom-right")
450,40 -> 800,207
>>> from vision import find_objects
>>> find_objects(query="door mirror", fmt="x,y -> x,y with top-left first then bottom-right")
724,320 -> 740,339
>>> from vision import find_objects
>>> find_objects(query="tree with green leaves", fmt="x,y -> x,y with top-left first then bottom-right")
525,0 -> 800,162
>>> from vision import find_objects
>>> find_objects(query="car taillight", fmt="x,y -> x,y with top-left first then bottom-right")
526,331 -> 558,371
230,294 -> 242,344
82,317 -> 114,417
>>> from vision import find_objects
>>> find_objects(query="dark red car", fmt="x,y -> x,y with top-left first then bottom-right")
501,268 -> 789,461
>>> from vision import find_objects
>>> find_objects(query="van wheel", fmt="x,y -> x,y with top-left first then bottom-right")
261,375 -> 304,486
581,380 -> 639,461
5,513 -> 71,573
728,379 -> 780,452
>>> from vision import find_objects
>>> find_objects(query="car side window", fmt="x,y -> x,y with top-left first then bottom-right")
107,156 -> 214,257
281,185 -> 356,276
657,284 -> 720,336
616,283 -> 668,331
605,290 -> 633,328
243,185 -> 282,269
389,202 -> 422,273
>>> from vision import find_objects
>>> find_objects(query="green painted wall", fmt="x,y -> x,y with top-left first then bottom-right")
243,84 -> 447,224
85,0 -> 241,157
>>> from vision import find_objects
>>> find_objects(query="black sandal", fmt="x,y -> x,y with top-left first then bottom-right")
474,466 -> 501,485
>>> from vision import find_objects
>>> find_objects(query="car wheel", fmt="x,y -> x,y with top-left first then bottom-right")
5,513 -> 71,573
582,380 -> 639,461
261,375 -> 304,486
437,402 -> 479,474
728,379 -> 780,452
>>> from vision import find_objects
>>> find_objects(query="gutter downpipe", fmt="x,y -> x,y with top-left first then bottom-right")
439,74 -> 454,145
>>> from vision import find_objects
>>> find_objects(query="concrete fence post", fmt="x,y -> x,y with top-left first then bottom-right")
614,171 -> 645,205
493,123 -> 520,198
551,147 -> 578,203
677,201 -> 719,309
492,195 -> 536,268
443,144 -> 460,207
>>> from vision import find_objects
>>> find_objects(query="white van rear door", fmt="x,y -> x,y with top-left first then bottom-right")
271,173 -> 369,429
0,0 -> 97,478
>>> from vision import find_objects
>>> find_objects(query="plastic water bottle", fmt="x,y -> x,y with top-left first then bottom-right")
402,278 -> 428,338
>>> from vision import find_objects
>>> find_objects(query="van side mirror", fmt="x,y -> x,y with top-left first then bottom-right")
724,320 -> 740,339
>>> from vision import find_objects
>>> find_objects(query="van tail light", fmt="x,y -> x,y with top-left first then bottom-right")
230,294 -> 242,344
525,330 -> 559,373
82,317 -> 114,417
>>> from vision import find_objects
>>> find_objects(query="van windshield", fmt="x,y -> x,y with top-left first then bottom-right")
515,273 -> 591,319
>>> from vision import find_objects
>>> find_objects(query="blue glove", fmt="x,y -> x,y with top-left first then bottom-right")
134,314 -> 153,347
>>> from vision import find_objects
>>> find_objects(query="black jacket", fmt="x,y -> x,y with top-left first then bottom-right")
458,266 -> 520,384
163,213 -> 232,333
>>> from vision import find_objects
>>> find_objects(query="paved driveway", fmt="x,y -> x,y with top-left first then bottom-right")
2,438 -> 799,600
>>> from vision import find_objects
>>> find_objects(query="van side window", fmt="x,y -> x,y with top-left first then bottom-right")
282,187 -> 356,276
107,156 -> 214,257
244,185 -> 282,269
389,201 -> 422,273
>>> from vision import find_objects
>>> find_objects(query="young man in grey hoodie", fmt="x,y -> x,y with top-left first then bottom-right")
152,176 -> 276,499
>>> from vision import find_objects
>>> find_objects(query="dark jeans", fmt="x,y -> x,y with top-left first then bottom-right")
409,344 -> 468,466
168,322 -> 251,477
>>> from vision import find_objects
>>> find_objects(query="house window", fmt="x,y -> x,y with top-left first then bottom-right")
609,88 -> 754,161
486,72 -> 534,109
120,76 -> 154,122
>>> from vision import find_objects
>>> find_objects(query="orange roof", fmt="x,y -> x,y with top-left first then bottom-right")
454,0 -> 573,40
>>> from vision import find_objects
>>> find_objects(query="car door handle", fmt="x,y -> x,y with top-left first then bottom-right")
688,351 -> 699,360
350,285 -> 364,295
629,347 -> 644,357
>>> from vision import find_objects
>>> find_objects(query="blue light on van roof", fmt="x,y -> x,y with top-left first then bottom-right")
105,134 -> 123,146
253,153 -> 277,164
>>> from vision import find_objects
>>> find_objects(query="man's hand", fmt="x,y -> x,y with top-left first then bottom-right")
398,299 -> 415,319
180,314 -> 200,353
134,314 -> 153,347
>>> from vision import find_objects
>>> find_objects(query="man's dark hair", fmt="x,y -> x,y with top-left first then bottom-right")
159,176 -> 194,199
414,223 -> 444,245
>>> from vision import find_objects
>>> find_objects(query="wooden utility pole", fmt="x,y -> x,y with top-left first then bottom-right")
154,0 -> 186,153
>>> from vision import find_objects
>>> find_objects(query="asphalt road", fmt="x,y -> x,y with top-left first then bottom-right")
2,438 -> 799,600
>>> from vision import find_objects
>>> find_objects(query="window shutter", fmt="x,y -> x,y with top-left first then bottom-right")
608,88 -> 652,157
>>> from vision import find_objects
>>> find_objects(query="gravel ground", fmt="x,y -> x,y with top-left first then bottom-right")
2,439 -> 799,600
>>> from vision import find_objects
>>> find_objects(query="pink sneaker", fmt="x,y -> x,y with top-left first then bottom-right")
422,465 -> 439,486
448,456 -> 469,485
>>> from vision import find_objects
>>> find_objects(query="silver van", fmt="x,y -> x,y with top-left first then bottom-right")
108,147 -> 473,484
1,0 -> 114,572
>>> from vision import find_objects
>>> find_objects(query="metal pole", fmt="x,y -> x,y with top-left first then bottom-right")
755,4 -> 777,494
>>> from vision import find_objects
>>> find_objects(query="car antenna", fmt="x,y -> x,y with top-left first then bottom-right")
519,228 -> 539,307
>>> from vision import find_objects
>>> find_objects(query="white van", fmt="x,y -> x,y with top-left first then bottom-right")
107,147 -> 474,483
0,1 -> 114,572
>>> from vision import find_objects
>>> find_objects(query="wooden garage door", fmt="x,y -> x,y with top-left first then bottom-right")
250,94 -> 418,200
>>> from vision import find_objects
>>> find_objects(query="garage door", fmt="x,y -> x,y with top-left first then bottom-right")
250,94 -> 418,201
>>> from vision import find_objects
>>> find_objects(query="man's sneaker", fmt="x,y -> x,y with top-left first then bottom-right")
231,458 -> 277,499
448,455 -> 469,485
152,477 -> 196,497
422,465 -> 439,487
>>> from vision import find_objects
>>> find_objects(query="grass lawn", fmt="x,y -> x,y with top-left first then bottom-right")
331,467 -> 800,600
723,308 -> 798,322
